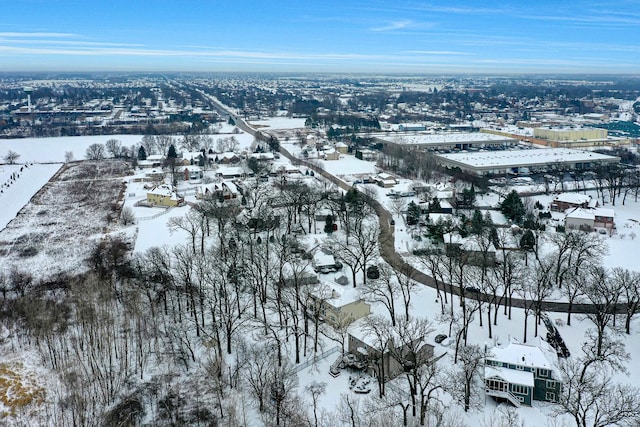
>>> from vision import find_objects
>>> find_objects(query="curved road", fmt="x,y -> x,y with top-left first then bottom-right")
208,99 -> 618,315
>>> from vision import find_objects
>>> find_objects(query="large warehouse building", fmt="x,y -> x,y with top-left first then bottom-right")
532,127 -> 627,148
377,132 -> 517,151
434,148 -> 620,176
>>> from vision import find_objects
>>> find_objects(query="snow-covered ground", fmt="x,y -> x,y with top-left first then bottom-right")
2,132 -> 640,426
0,163 -> 61,230
0,135 -> 144,163
248,117 -> 307,130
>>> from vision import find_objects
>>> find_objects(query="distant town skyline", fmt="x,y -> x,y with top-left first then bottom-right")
1,0 -> 639,74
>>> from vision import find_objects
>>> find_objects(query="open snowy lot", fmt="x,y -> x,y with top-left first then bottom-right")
0,160 -> 132,281
0,135 -> 144,163
0,163 -> 62,230
248,117 -> 307,130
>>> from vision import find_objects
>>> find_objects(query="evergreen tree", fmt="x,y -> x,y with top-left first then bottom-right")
324,214 -> 335,234
470,209 -> 484,235
137,145 -> 147,161
520,229 -> 536,251
458,186 -> 476,209
500,190 -> 526,224
406,201 -> 421,225
167,144 -> 178,159
428,196 -> 442,212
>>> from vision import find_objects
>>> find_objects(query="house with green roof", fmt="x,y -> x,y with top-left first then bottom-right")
484,338 -> 562,407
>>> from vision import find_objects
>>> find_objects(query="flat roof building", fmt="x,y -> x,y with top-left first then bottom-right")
435,148 -> 620,176
533,127 -> 627,148
378,132 -> 517,151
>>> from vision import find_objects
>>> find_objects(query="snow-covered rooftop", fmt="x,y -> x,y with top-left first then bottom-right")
487,339 -> 558,372
485,365 -> 534,387
565,208 -> 595,220
436,148 -> 619,169
554,192 -> 591,205
387,132 -> 515,146
319,281 -> 362,308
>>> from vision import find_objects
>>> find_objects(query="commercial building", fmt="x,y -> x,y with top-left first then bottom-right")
533,127 -> 627,148
434,148 -> 620,176
377,132 -> 517,151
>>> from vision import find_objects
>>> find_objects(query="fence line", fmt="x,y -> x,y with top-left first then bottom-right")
293,345 -> 341,373
136,207 -> 173,221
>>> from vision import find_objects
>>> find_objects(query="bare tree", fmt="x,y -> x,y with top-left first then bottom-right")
561,268 -> 586,326
120,206 -> 136,226
520,257 -> 553,343
453,344 -> 485,412
141,135 -> 157,155
3,150 -> 20,164
167,209 -> 205,255
558,357 -> 640,427
155,135 -> 175,157
306,381 -> 326,427
105,138 -> 122,158
331,217 -> 379,286
361,264 -> 399,325
582,266 -> 623,358
243,342 -> 275,412
85,143 -> 106,161
611,267 -> 640,334
395,264 -> 418,322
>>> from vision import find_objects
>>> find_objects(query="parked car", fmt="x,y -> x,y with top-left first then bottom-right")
434,334 -> 448,344
366,265 -> 380,280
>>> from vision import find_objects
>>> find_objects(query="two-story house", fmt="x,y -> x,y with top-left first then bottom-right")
309,281 -> 371,328
484,339 -> 562,407
347,330 -> 435,382
146,184 -> 184,207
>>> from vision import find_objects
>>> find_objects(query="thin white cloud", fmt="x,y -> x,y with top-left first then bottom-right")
0,32 -> 79,38
0,39 -> 145,48
403,50 -> 472,56
370,20 -> 415,32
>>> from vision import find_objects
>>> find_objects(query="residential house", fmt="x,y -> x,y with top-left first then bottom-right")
594,207 -> 615,229
564,208 -> 595,231
443,232 -> 497,267
312,247 -> 342,273
179,166 -> 203,182
215,152 -> 241,164
485,339 -> 562,407
146,184 -> 184,207
551,193 -> 592,212
335,142 -> 349,154
374,173 -> 398,188
196,181 -> 240,201
216,166 -> 246,179
182,151 -> 205,166
565,206 -> 615,231
138,154 -> 164,169
347,330 -> 435,381
323,148 -> 340,160
358,149 -> 379,161
249,152 -> 275,161
144,168 -> 165,182
309,281 -> 371,328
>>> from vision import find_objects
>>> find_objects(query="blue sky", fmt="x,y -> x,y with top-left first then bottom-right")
1,0 -> 639,73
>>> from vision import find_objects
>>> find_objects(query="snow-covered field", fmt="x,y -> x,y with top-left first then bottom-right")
0,163 -> 62,230
0,135 -> 144,163
248,117 -> 307,130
